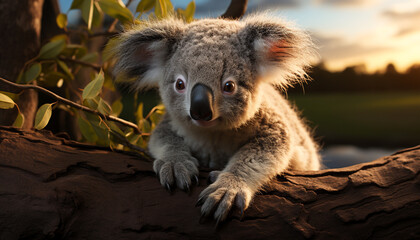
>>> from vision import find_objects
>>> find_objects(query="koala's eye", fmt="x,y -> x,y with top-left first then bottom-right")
223,81 -> 235,94
175,78 -> 186,91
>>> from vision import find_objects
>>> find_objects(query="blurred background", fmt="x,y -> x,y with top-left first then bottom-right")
1,0 -> 419,168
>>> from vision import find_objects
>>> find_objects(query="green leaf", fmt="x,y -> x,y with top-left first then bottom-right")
155,0 -> 167,19
85,113 -> 110,146
83,96 -> 99,109
70,0 -> 84,9
98,0 -> 133,24
13,112 -> 25,128
61,44 -> 87,58
165,0 -> 174,14
20,63 -> 42,83
57,60 -> 74,79
184,1 -> 195,22
107,121 -> 125,136
136,0 -> 155,13
0,93 -> 15,109
136,102 -> 144,123
42,72 -> 67,87
102,38 -> 119,62
50,34 -> 68,42
39,39 -> 66,59
78,116 -> 98,142
79,52 -> 98,63
81,0 -> 94,30
0,91 -> 18,101
111,98 -> 123,117
92,2 -> 103,28
34,103 -> 53,130
97,97 -> 112,115
56,13 -> 68,29
82,70 -> 104,100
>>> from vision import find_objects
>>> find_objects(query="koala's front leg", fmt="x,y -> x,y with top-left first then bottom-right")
149,117 -> 199,192
197,130 -> 291,223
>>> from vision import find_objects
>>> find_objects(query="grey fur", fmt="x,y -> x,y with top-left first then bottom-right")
114,13 -> 321,222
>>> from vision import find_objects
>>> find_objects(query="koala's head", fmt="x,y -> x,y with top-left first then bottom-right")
114,13 -> 316,130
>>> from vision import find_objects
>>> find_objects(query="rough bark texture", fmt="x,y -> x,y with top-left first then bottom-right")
0,126 -> 419,239
0,0 -> 45,128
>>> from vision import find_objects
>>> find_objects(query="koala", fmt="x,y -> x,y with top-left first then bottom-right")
114,13 -> 321,223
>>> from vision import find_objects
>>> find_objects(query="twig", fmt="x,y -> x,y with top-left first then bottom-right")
58,57 -> 101,71
0,77 -> 141,134
109,130 -> 151,158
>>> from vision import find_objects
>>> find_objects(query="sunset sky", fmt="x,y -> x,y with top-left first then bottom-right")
61,0 -> 420,73
181,0 -> 420,73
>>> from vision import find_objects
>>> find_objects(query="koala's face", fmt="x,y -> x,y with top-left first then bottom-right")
114,14 -> 315,130
159,21 -> 261,130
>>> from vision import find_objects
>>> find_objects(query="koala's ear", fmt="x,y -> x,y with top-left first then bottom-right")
239,14 -> 317,88
113,19 -> 185,89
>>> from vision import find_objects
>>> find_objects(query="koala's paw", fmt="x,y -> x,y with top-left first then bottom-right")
153,156 -> 199,192
196,172 -> 253,224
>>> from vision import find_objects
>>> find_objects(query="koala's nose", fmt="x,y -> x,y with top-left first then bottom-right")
190,83 -> 213,121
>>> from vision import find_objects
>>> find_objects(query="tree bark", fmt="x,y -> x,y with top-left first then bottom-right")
0,0 -> 45,128
0,126 -> 419,239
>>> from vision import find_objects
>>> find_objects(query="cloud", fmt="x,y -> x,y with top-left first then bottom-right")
382,8 -> 420,37
312,33 -> 390,60
194,0 -> 300,17
315,0 -> 377,7
247,0 -> 300,12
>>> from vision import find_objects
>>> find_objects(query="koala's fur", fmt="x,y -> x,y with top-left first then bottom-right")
114,13 -> 321,222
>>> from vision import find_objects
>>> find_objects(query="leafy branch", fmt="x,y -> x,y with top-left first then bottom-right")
0,76 -> 140,133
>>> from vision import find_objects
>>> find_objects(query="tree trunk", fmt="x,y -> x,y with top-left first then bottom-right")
0,126 -> 419,239
0,0 -> 45,128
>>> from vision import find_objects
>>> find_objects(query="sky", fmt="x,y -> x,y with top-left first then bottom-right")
60,0 -> 420,73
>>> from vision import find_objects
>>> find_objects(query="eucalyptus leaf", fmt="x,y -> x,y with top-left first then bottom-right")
97,97 -> 112,115
82,70 -> 104,100
81,0 -> 94,30
34,104 -> 53,130
20,63 -> 42,83
57,60 -> 74,79
39,39 -> 66,59
79,52 -> 98,63
85,113 -> 110,146
71,0 -> 84,9
184,1 -> 195,22
155,0 -> 167,19
56,13 -> 68,29
136,0 -> 155,13
0,93 -> 15,109
98,0 -> 133,23
13,112 -> 25,128
111,98 -> 123,117
78,116 -> 98,142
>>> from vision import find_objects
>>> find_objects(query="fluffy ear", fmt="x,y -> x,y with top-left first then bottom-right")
239,13 -> 317,88
113,19 -> 185,89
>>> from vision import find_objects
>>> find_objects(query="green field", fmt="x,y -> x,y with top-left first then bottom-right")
288,92 -> 420,148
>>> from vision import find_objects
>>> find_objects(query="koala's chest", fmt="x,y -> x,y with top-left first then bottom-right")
183,131 -> 248,169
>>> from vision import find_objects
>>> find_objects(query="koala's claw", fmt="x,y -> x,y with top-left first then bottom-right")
197,172 -> 252,223
153,157 -> 198,192
193,175 -> 199,186
165,183 -> 172,192
183,180 -> 190,193
207,170 -> 221,184
195,196 -> 205,207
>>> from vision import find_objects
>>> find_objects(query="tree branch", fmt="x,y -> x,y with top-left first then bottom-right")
58,57 -> 101,71
0,77 -> 141,134
221,0 -> 248,19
